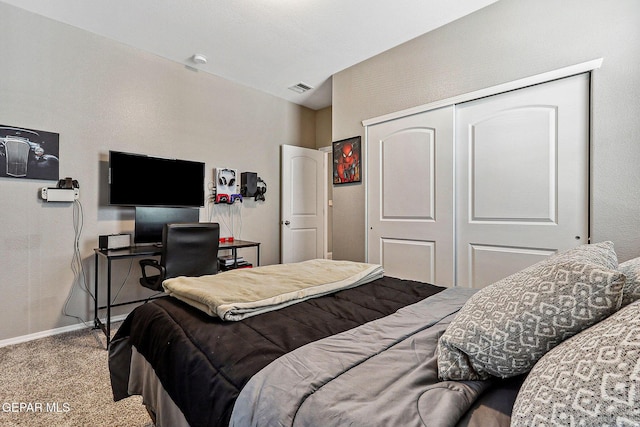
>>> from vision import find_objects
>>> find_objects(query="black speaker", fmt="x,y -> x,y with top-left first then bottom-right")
241,172 -> 257,197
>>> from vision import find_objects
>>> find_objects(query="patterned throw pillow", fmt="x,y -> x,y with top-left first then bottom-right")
437,241 -> 625,381
620,257 -> 640,308
511,300 -> 640,426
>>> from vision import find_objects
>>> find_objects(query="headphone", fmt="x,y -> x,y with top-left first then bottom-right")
218,169 -> 236,187
255,178 -> 267,201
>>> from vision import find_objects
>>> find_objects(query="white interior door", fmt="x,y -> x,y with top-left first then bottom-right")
367,107 -> 455,286
281,145 -> 326,264
456,73 -> 590,288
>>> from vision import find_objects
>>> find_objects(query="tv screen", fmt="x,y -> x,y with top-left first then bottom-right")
134,206 -> 200,245
109,151 -> 205,207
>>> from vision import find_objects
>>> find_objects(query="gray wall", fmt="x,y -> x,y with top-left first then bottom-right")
0,3 -> 315,341
332,0 -> 640,264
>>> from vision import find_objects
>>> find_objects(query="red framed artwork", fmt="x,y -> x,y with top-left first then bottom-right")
332,136 -> 361,185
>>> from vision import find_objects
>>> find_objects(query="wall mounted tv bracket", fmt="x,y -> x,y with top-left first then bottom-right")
41,177 -> 79,202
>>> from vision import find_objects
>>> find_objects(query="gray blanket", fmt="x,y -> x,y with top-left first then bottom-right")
230,287 -> 491,427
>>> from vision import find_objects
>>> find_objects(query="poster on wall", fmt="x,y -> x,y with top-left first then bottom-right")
333,136 -> 361,185
0,125 -> 59,181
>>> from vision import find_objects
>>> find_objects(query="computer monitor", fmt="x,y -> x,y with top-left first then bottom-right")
134,206 -> 200,245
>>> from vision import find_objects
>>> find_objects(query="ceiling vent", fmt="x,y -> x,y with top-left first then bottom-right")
288,82 -> 314,94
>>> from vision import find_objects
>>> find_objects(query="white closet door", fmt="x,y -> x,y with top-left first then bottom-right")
367,107 -> 455,286
456,74 -> 590,288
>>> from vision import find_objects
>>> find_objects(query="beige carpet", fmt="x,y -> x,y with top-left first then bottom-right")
0,324 -> 153,427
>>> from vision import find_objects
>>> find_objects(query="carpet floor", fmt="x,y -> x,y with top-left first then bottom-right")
0,324 -> 153,427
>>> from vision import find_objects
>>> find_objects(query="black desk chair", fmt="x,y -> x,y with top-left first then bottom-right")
139,222 -> 220,291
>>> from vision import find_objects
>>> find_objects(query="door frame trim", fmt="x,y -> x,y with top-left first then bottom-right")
362,58 -> 603,127
318,145 -> 332,259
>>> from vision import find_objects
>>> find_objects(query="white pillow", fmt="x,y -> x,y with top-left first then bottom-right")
437,242 -> 625,380
511,299 -> 640,426
620,256 -> 640,307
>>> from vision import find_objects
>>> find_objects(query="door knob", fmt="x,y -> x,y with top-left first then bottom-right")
284,220 -> 290,226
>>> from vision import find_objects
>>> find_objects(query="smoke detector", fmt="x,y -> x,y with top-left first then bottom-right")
192,54 -> 208,65
288,82 -> 314,94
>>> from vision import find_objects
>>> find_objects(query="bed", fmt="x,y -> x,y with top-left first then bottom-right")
109,245 -> 640,427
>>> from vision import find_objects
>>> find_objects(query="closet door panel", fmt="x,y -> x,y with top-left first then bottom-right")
381,238 -> 435,283
468,244 -> 555,288
471,107 -> 556,221
456,74 -> 590,288
382,129 -> 434,219
367,107 -> 454,286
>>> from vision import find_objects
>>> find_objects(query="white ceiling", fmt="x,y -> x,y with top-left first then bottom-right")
2,0 -> 497,110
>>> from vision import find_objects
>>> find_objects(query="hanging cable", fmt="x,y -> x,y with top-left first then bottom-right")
110,258 -> 134,304
63,199 -> 94,328
234,201 -> 243,240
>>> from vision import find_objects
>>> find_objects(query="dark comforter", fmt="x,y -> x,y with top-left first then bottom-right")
109,276 -> 444,427
231,288 -> 487,427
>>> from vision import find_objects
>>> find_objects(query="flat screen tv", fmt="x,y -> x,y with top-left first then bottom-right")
109,150 -> 205,207
134,206 -> 200,245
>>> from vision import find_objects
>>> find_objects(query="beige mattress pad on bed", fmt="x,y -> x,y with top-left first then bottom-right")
162,258 -> 384,321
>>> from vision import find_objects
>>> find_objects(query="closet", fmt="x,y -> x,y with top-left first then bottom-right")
365,72 -> 590,288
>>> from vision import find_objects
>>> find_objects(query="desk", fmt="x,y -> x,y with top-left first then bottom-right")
219,239 -> 261,268
94,240 -> 260,347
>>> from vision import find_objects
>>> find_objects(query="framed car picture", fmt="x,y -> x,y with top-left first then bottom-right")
0,124 -> 59,181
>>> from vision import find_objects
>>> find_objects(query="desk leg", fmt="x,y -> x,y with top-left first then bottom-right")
106,258 -> 112,347
94,253 -> 99,328
256,246 -> 260,266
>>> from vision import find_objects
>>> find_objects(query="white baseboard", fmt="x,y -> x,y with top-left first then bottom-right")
0,313 -> 130,348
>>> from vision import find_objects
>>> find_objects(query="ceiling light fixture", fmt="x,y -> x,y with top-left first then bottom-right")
192,54 -> 208,65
